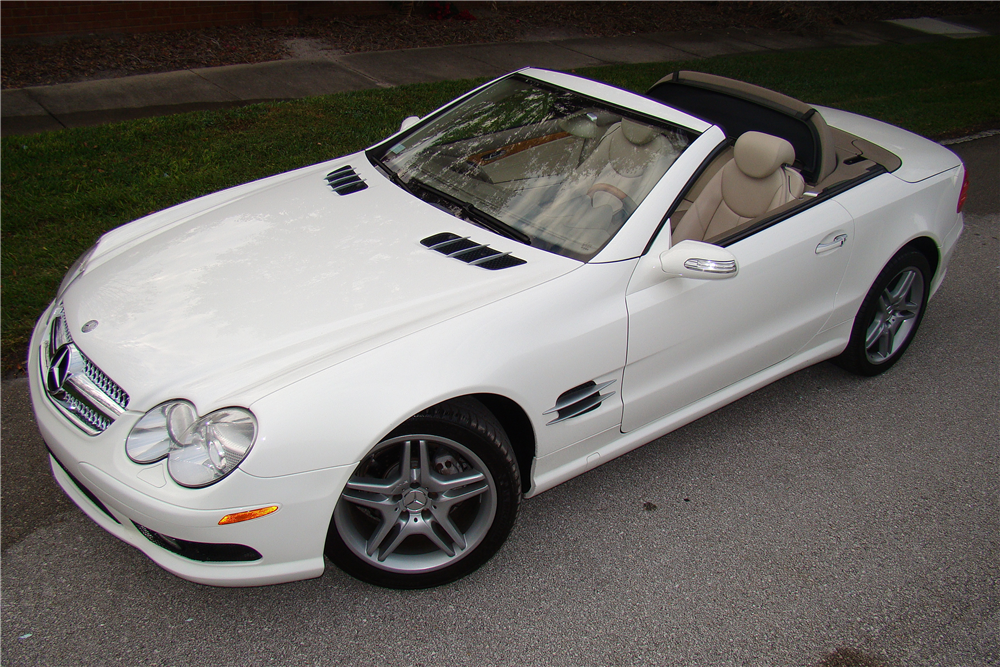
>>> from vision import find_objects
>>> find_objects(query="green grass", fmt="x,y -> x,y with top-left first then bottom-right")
3,36 -> 999,375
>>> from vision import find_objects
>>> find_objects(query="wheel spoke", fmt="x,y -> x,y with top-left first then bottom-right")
417,439 -> 432,486
398,439 -> 413,482
865,318 -> 886,350
429,505 -> 467,550
376,518 -> 415,561
341,487 -> 396,512
438,478 -> 490,509
366,514 -> 403,557
377,514 -> 456,560
877,327 -> 893,359
426,469 -> 486,494
888,270 -> 915,305
345,477 -> 399,496
418,518 -> 456,557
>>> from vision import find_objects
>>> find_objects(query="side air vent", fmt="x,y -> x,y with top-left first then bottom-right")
544,379 -> 617,425
325,165 -> 367,195
421,232 -> 526,270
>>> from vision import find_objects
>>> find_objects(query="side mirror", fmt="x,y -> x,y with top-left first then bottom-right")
399,116 -> 421,132
660,240 -> 739,280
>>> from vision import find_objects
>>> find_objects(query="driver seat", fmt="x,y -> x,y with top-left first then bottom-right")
672,131 -> 805,243
576,118 -> 671,213
530,118 -> 673,255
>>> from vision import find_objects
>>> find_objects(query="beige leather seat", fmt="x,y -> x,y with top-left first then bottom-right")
672,131 -> 805,243
528,118 -> 675,255
570,118 -> 673,213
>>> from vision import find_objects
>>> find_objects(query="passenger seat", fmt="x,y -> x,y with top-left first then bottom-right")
672,131 -> 804,243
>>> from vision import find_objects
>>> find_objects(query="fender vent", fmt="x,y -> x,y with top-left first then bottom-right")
325,166 -> 367,195
421,232 -> 526,270
544,379 -> 617,425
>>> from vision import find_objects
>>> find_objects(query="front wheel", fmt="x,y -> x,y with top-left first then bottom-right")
326,399 -> 520,589
836,249 -> 931,376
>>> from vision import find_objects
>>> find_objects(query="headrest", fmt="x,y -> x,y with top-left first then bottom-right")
734,131 -> 795,179
621,118 -> 659,146
559,112 -> 601,139
609,130 -> 667,177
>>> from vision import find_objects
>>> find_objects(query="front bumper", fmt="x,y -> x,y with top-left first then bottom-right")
28,306 -> 354,587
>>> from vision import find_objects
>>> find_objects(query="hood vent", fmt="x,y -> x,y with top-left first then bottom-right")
421,232 -> 526,270
325,166 -> 367,195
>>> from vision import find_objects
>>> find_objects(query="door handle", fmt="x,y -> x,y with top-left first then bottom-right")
816,234 -> 848,254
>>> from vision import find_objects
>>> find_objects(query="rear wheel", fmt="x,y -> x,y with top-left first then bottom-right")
326,399 -> 520,589
836,249 -> 930,376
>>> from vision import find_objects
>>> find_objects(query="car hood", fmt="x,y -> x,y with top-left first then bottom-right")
61,158 -> 577,410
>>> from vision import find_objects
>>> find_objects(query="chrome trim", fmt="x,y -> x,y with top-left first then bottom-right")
447,245 -> 481,258
40,305 -> 129,436
428,235 -> 471,251
469,251 -> 512,266
815,234 -> 848,254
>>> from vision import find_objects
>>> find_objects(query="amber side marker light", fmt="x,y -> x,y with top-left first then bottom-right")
219,506 -> 279,525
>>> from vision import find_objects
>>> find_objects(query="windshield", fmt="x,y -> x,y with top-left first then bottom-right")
371,76 -> 698,261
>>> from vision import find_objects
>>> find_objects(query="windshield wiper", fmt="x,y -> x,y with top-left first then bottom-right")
373,160 -> 417,198
407,177 -> 531,246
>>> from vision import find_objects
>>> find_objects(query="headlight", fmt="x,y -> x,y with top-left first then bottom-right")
56,242 -> 98,299
126,401 -> 257,488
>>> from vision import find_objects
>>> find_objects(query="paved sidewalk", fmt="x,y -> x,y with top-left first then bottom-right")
2,14 -> 996,137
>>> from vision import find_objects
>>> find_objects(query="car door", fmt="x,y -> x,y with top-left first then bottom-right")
620,198 -> 855,432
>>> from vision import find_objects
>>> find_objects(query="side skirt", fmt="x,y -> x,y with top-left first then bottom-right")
526,321 -> 851,498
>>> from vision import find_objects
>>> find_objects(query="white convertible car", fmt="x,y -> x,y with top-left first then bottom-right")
29,69 -> 967,589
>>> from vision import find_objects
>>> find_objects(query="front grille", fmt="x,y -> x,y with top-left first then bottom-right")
61,393 -> 113,432
82,355 -> 129,410
40,304 -> 129,436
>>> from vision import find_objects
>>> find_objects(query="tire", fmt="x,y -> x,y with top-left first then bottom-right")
835,249 -> 931,377
326,398 -> 521,589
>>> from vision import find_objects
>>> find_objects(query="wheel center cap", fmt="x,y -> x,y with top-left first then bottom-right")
403,489 -> 428,511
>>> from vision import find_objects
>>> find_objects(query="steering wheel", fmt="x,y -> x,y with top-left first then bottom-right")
587,183 -> 637,217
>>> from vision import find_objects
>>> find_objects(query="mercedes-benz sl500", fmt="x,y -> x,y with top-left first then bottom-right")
29,69 -> 967,588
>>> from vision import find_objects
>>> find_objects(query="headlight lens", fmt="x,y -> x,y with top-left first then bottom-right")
126,401 -> 257,488
57,243 -> 98,299
126,401 -> 197,463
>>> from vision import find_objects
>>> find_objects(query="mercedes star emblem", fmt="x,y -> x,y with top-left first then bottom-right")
46,345 -> 73,396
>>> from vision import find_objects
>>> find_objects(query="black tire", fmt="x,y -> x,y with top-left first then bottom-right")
326,398 -> 520,589
835,249 -> 931,377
